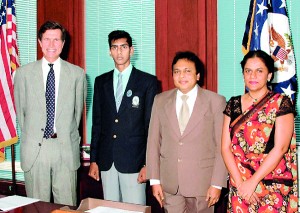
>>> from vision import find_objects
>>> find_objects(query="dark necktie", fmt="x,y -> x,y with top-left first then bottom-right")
44,64 -> 55,138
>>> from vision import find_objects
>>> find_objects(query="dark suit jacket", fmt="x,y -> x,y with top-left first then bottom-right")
146,86 -> 228,196
90,67 -> 158,173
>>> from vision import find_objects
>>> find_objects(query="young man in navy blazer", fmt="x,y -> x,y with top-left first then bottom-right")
89,30 -> 158,205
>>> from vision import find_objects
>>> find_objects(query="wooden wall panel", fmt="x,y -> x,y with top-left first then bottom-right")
37,0 -> 85,69
156,0 -> 218,92
205,0 -> 218,91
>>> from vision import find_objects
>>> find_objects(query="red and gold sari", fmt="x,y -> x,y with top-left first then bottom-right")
224,92 -> 298,213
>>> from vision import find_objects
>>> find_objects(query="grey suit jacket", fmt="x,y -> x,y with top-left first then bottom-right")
14,58 -> 86,172
146,86 -> 228,197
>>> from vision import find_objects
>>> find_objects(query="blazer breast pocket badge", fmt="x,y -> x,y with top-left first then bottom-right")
132,96 -> 139,108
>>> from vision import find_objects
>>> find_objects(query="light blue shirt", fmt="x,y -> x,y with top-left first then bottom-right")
113,64 -> 133,98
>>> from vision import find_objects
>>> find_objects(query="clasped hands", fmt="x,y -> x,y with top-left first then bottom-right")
237,179 -> 260,205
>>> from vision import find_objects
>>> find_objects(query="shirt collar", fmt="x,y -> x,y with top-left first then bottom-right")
113,63 -> 133,76
42,57 -> 61,69
177,84 -> 198,97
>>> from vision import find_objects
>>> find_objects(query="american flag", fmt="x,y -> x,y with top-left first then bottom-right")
0,0 -> 19,162
242,0 -> 297,102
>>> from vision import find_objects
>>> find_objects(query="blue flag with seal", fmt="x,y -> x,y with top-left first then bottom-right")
242,0 -> 297,102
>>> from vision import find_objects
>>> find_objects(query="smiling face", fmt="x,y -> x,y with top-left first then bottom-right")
243,57 -> 272,93
172,59 -> 200,94
109,38 -> 134,71
38,29 -> 64,63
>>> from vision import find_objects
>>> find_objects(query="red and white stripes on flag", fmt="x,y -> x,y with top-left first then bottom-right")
0,0 -> 19,162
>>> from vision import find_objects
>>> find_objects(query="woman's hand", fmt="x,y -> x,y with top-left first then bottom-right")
237,179 -> 260,204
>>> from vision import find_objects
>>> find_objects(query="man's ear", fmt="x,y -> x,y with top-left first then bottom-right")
130,46 -> 134,56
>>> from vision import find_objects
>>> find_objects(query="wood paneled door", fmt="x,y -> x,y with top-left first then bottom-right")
155,0 -> 218,92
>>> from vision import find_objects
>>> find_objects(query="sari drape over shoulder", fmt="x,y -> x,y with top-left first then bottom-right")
224,92 -> 298,213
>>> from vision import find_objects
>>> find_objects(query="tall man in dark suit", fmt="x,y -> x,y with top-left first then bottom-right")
14,21 -> 86,205
88,30 -> 158,205
146,51 -> 228,212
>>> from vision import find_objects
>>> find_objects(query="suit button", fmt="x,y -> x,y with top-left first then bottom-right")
38,143 -> 41,146
179,142 -> 183,146
115,119 -> 119,123
178,158 -> 182,163
113,135 -> 117,139
41,128 -> 44,131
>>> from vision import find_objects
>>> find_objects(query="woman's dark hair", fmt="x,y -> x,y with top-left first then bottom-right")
241,50 -> 274,82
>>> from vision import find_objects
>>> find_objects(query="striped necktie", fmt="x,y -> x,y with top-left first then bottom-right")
115,73 -> 123,112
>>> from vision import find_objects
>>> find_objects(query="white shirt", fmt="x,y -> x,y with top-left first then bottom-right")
42,57 -> 61,133
175,84 -> 198,121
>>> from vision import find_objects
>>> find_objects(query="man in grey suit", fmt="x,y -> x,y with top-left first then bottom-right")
146,51 -> 228,212
14,21 -> 86,206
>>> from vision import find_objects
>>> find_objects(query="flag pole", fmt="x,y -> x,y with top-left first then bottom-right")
11,144 -> 16,195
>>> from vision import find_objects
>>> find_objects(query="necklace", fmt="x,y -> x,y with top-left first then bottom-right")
248,90 -> 269,103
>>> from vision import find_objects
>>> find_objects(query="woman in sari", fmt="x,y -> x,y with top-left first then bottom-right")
221,50 -> 298,212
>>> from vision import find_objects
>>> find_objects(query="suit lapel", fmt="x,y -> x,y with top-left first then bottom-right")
31,60 -> 46,113
103,71 -> 115,111
56,60 -> 71,121
182,87 -> 207,138
117,67 -> 137,114
164,89 -> 181,138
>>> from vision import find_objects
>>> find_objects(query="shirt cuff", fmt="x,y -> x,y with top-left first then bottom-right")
150,180 -> 221,189
212,185 -> 222,190
150,179 -> 160,185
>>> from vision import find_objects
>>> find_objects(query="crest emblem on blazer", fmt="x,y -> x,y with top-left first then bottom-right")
126,89 -> 132,97
132,96 -> 139,108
